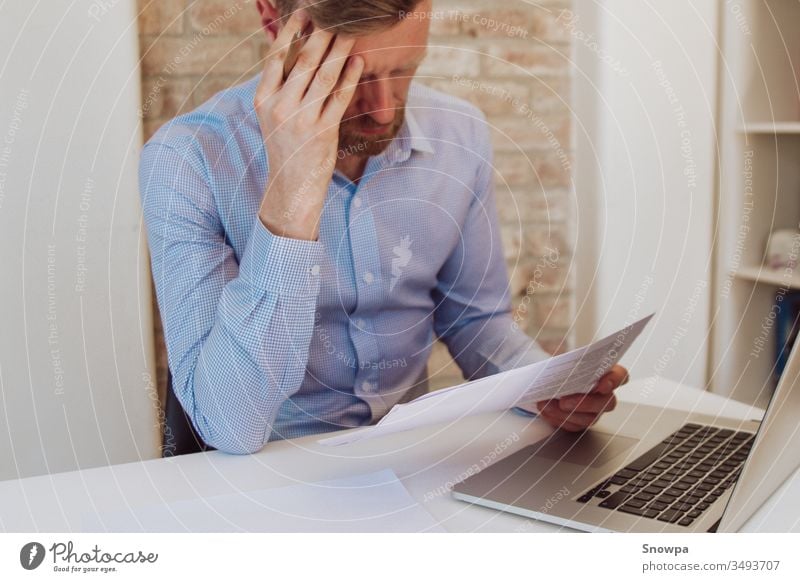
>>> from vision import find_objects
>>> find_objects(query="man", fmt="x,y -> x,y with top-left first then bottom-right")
140,0 -> 627,454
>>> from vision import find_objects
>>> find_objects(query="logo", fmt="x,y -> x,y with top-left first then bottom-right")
390,235 -> 413,291
20,542 -> 46,570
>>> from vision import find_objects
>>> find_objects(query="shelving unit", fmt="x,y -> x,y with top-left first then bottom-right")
710,1 -> 800,409
732,266 -> 800,290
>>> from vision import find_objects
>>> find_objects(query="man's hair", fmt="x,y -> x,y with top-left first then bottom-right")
275,0 -> 425,35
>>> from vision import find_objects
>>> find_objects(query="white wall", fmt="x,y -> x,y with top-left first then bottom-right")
572,0 -> 719,391
0,1 -> 159,480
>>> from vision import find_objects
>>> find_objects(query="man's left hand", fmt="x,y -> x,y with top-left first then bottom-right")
535,365 -> 629,432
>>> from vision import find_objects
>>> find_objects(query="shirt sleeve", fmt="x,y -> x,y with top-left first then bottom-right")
431,114 -> 551,380
140,138 -> 323,454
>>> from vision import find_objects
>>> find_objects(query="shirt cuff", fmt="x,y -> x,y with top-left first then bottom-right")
238,216 -> 324,297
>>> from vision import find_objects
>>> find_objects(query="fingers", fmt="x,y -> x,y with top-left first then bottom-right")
282,27 -> 336,102
256,10 -> 310,102
558,392 -> 617,414
541,413 -> 586,432
321,54 -> 364,123
556,420 -> 590,432
533,368 -> 625,432
537,401 -> 597,431
301,34 -> 357,111
595,365 -> 629,395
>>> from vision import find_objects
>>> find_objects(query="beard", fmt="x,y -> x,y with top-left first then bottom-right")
337,106 -> 406,157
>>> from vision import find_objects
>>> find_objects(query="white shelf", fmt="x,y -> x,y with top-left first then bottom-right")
711,1 -> 800,406
737,122 -> 800,135
732,266 -> 800,290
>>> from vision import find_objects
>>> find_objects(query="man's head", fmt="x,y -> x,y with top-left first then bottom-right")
256,0 -> 431,156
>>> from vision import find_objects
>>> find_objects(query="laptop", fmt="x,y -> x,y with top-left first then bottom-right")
452,340 -> 800,532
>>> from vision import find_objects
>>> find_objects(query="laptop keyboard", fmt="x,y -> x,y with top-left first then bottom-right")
576,423 -> 755,527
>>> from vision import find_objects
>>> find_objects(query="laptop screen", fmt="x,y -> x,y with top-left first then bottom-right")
719,339 -> 800,531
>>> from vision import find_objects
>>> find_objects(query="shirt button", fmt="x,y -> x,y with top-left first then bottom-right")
355,318 -> 366,328
363,271 -> 374,284
361,381 -> 374,392
352,196 -> 362,208
310,265 -> 320,276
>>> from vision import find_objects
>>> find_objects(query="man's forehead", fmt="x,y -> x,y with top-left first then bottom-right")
352,44 -> 427,74
349,18 -> 428,73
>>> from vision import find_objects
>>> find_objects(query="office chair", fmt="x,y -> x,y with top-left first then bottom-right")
162,370 -> 215,457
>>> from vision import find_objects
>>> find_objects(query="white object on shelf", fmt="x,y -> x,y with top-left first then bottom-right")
737,122 -> 800,134
766,229 -> 800,269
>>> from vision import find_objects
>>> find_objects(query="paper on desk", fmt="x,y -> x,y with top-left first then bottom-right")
319,313 -> 654,446
80,469 -> 444,532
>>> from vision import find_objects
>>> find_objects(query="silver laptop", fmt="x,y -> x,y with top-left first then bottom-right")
452,340 -> 800,532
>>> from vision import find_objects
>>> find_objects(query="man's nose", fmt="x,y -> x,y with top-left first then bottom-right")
361,77 -> 395,125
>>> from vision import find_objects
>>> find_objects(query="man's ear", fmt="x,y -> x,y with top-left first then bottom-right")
256,0 -> 281,42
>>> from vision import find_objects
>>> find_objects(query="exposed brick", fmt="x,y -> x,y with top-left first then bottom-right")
424,8 -> 464,36
495,186 -> 535,224
495,151 -> 571,189
494,152 -> 535,187
137,0 -> 185,36
188,0 -> 261,35
507,257 -> 569,297
430,75 -> 570,120
140,76 -> 194,119
511,296 -> 532,333
495,187 -> 569,225
460,5 -> 571,43
417,43 -> 481,78
529,75 -> 571,114
140,36 -> 259,77
489,114 -> 571,152
537,332 -> 571,356
501,227 -> 522,261
532,151 -> 573,188
501,225 -> 570,264
423,77 -> 531,117
494,151 -> 570,190
191,75 -> 243,107
483,42 -> 569,77
526,227 -> 570,258
533,293 -> 572,329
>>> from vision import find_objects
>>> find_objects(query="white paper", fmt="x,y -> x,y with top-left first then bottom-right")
80,469 -> 444,532
320,313 -> 654,446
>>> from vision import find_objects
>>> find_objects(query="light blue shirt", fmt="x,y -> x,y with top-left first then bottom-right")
139,74 -> 549,454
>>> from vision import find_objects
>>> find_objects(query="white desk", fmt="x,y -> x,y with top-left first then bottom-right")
1,377 -> 797,532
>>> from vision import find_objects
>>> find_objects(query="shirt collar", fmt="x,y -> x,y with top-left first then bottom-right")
384,108 -> 435,165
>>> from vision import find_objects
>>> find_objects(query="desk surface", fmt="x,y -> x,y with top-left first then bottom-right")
1,377 -> 797,532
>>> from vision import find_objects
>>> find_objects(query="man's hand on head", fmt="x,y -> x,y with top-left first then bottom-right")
254,10 -> 364,242
534,365 -> 629,432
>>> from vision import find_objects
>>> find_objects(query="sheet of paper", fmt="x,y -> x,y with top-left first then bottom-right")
80,469 -> 444,532
320,313 -> 654,446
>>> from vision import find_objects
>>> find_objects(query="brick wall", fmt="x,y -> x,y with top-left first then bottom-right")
137,0 -> 574,400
